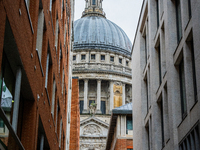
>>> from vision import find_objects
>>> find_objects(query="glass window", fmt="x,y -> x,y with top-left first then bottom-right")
144,34 -> 147,64
157,44 -> 162,85
176,0 -> 182,43
1,54 -> 15,123
101,55 -> 105,61
187,38 -> 197,102
110,56 -> 114,62
101,101 -> 106,114
26,0 -> 30,9
156,0 -> 159,28
49,0 -> 52,11
73,55 -> 76,61
51,79 -> 56,116
81,54 -> 85,60
126,116 -> 133,134
36,4 -> 45,61
91,54 -> 95,60
179,124 -> 200,150
179,59 -> 187,118
158,98 -> 164,147
0,53 -> 17,146
92,0 -> 96,5
119,58 -> 122,64
188,0 -> 192,19
55,18 -> 59,52
79,101 -> 84,114
45,48 -> 52,105
126,61 -> 129,66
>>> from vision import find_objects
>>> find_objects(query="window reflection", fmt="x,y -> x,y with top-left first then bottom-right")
0,53 -> 15,147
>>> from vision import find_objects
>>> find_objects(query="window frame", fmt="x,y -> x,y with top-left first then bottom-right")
81,54 -> 86,60
179,58 -> 187,119
119,58 -> 122,64
126,116 -> 133,134
73,55 -> 76,61
175,0 -> 183,43
110,56 -> 114,62
101,55 -> 105,61
91,54 -> 96,60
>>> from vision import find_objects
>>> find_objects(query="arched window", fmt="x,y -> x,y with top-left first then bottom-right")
92,0 -> 96,5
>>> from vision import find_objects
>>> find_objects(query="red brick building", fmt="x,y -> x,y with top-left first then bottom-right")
106,103 -> 133,150
69,77 -> 80,150
0,0 -> 74,149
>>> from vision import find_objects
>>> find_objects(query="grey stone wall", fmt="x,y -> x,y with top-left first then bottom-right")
132,0 -> 200,150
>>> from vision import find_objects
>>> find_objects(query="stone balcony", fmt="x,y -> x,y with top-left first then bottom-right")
72,63 -> 132,78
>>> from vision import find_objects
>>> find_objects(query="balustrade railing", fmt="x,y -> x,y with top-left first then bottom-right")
73,63 -> 131,76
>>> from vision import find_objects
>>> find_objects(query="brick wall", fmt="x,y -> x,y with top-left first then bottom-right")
0,0 -> 73,149
69,78 -> 80,150
114,139 -> 133,150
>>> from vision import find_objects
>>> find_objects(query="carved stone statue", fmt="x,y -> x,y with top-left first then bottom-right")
83,124 -> 102,135
89,103 -> 97,116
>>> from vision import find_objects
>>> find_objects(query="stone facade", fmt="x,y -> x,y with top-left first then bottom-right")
73,0 -> 132,149
80,117 -> 109,150
132,0 -> 200,150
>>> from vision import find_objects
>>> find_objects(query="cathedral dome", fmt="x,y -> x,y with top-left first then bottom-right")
73,16 -> 132,56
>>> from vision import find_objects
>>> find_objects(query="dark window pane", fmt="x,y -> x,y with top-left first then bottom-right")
119,58 -> 122,64
1,54 -> 15,125
91,54 -> 95,60
188,0 -> 192,18
101,101 -> 106,114
92,0 -> 96,5
101,55 -> 105,61
156,0 -> 159,28
110,56 -> 114,62
179,59 -> 187,118
73,55 -> 76,61
126,61 -> 129,66
159,98 -> 164,147
79,101 -> 84,114
144,35 -> 147,64
158,45 -> 162,85
81,55 -> 85,60
126,116 -> 133,134
188,39 -> 197,102
176,0 -> 182,43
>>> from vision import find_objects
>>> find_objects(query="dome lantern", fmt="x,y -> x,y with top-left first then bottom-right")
82,0 -> 106,18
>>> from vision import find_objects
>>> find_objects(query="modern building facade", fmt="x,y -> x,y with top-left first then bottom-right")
106,103 -> 133,150
73,0 -> 133,149
132,0 -> 200,150
0,0 -> 74,149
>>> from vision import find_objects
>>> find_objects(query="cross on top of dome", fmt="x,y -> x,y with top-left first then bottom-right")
82,0 -> 106,18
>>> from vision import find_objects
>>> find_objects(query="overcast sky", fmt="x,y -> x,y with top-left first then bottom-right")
74,0 -> 143,43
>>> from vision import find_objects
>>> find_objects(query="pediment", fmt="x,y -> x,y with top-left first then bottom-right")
80,116 -> 109,137
80,116 -> 109,128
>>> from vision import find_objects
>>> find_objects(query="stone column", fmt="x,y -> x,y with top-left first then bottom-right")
109,81 -> 114,113
96,80 -> 102,114
122,83 -> 126,105
83,79 -> 88,114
